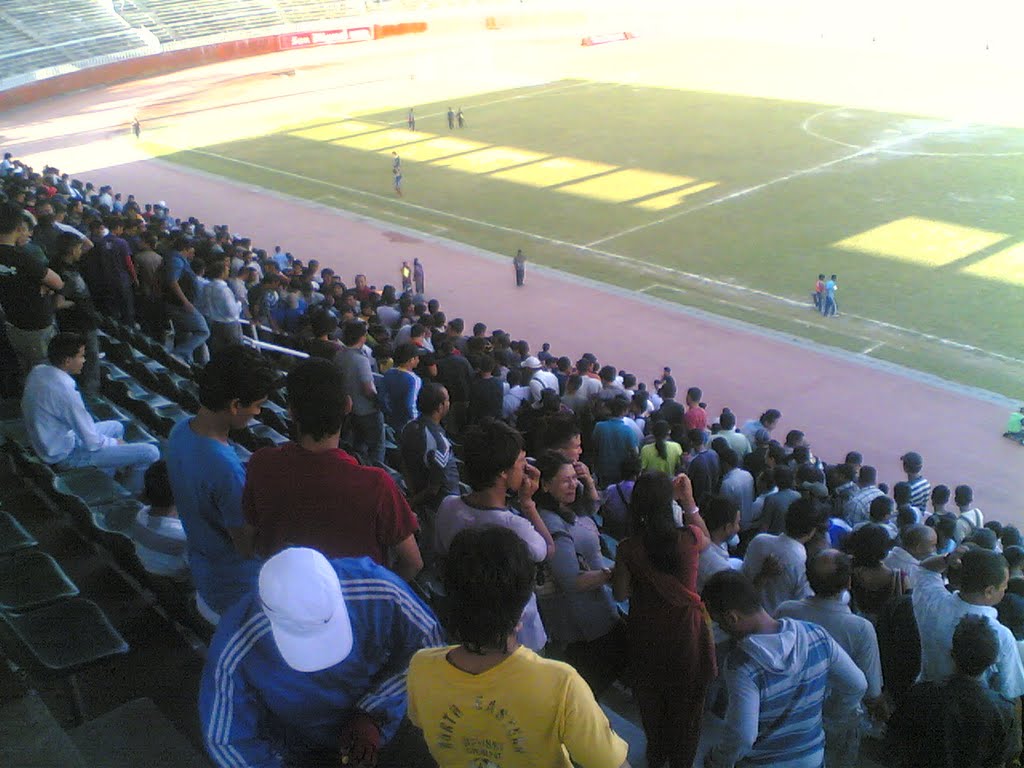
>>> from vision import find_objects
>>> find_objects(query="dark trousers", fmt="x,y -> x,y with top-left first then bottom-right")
515,266 -> 525,286
634,681 -> 708,768
344,411 -> 385,465
562,622 -> 628,699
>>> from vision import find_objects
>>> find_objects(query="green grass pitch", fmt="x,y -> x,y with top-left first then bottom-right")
155,78 -> 1024,398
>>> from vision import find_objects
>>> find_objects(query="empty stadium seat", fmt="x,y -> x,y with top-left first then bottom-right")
0,598 -> 129,724
0,550 -> 79,612
0,511 -> 37,555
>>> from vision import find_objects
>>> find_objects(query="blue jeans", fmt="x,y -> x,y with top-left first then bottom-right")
167,305 -> 210,362
56,420 -> 160,494
823,295 -> 837,316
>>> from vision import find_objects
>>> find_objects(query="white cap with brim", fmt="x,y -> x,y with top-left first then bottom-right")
258,547 -> 353,673
521,356 -> 542,369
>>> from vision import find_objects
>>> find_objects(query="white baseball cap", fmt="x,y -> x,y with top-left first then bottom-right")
521,356 -> 542,369
258,548 -> 353,672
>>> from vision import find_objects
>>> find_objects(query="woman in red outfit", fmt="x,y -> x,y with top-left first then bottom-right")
613,471 -> 717,768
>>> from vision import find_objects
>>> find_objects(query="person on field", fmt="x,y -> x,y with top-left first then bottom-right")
514,248 -> 526,287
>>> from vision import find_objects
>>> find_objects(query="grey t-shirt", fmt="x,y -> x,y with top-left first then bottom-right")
336,345 -> 377,416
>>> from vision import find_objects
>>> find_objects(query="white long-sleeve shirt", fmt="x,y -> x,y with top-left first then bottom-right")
204,278 -> 242,323
22,364 -> 117,463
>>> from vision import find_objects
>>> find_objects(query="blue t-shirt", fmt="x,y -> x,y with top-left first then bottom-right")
166,418 -> 259,614
592,418 -> 640,485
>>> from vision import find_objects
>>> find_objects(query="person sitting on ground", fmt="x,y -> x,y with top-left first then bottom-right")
407,526 -> 630,768
892,614 -> 1019,768
22,333 -> 160,494
702,569 -> 867,768
166,345 -> 278,623
1004,406 -> 1024,440
130,460 -> 189,581
433,419 -> 555,651
243,358 -> 422,579
776,549 -> 887,768
534,451 -> 625,697
200,546 -> 444,768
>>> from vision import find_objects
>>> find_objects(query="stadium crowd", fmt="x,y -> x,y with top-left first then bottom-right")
2,153 -> 1024,768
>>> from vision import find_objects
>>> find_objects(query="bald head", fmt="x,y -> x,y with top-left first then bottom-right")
807,549 -> 852,598
902,524 -> 937,560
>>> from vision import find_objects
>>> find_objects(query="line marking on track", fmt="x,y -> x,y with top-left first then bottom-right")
176,147 -> 1024,368
861,341 -> 885,355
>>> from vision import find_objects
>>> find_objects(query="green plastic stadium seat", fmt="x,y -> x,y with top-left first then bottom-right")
52,468 -> 132,507
0,511 -> 36,555
0,550 -> 79,611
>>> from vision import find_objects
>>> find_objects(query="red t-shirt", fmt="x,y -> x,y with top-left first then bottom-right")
243,443 -> 418,562
684,405 -> 707,432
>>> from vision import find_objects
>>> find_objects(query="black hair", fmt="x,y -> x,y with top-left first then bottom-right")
541,413 -> 580,451
0,201 -> 25,235
393,342 -> 419,366
760,408 -> 782,426
869,495 -> 894,522
893,481 -> 912,504
686,386 -> 702,403
719,409 -> 736,429
444,526 -> 536,654
653,419 -> 670,460
784,497 -> 827,539
960,549 -> 1009,594
416,382 -> 447,416
931,484 -> 950,506
773,465 -> 795,490
954,484 -> 973,506
966,528 -> 998,551
952,614 -> 1001,676
702,570 -> 762,616
859,465 -> 877,485
807,550 -> 852,598
143,460 -> 174,507
1002,526 -> 1023,548
197,345 -> 277,411
47,332 -> 86,366
461,419 -> 524,492
629,471 -> 681,573
286,359 -> 347,441
844,523 -> 894,567
340,319 -> 367,347
845,451 -> 862,465
533,450 -> 575,522
703,494 -> 739,533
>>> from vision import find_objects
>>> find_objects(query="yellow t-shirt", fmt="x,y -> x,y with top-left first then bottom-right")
639,440 -> 683,476
407,645 -> 628,768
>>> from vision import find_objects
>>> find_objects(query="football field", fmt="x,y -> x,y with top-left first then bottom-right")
142,34 -> 1024,398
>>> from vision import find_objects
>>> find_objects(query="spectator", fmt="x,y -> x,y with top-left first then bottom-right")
740,408 -> 781,445
22,333 -> 159,493
844,523 -> 909,622
697,495 -> 743,591
702,569 -> 867,768
380,342 -> 422,434
913,547 -> 1024,702
717,408 -> 751,457
776,550 -> 886,768
305,311 -> 341,360
614,471 -> 715,768
640,419 -> 683,475
686,428 -> 720,505
202,256 -> 243,356
843,465 -> 885,526
433,419 -> 555,650
166,345 -> 277,622
653,380 -> 684,426
743,497 -> 823,614
432,338 -> 472,434
51,231 -> 100,395
200,547 -> 443,767
243,359 -> 422,578
893,614 -> 1019,768
600,452 -> 641,541
400,382 -> 461,520
754,465 -> 800,535
0,202 -> 63,375
335,320 -> 385,464
466,353 -> 503,425
534,451 -> 625,696
884,524 -> 937,588
130,460 -> 188,581
893,480 -> 921,527
591,397 -> 640,486
407,526 -> 630,768
162,234 -> 210,365
719,447 -> 755,526
954,483 -> 984,541
900,451 -> 930,511
865,494 -> 899,538
684,386 -> 707,431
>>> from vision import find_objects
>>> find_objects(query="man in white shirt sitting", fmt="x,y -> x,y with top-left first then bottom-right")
22,333 -> 160,493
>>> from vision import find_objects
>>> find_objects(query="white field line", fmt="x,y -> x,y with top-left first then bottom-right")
181,147 -> 1024,368
587,122 -> 955,248
862,341 -> 885,355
